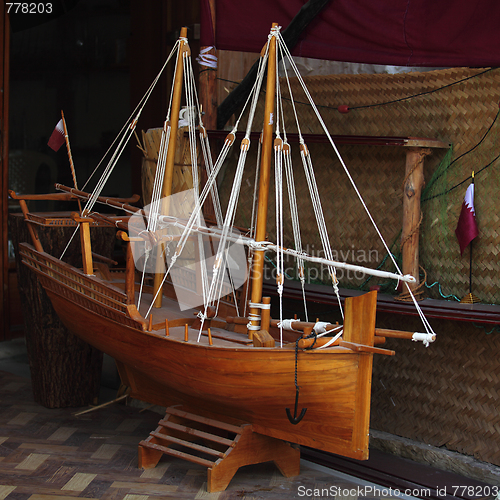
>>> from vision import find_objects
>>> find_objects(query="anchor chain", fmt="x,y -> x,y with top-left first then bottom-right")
286,330 -> 317,424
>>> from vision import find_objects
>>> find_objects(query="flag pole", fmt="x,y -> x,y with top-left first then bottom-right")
60,110 -> 82,214
469,238 -> 473,295
460,171 -> 480,303
469,171 -> 474,294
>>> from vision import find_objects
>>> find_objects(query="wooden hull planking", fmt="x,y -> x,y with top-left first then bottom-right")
20,242 -> 374,460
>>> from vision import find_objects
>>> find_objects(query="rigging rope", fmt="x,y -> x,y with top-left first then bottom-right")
276,32 -> 434,336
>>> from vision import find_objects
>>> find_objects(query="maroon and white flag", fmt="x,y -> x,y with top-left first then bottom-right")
47,119 -> 65,151
455,182 -> 479,255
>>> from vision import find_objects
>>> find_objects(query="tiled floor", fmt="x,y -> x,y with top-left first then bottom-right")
0,340 -> 417,499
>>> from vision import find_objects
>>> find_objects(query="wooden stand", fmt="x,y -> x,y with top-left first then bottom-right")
138,405 -> 300,492
9,213 -> 111,408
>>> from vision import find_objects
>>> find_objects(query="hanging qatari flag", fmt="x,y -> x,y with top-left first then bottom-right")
47,119 -> 65,151
455,182 -> 479,255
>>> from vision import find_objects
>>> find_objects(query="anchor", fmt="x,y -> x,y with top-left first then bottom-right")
286,388 -> 307,424
286,330 -> 312,424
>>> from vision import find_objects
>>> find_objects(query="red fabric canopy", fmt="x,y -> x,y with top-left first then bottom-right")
200,0 -> 500,67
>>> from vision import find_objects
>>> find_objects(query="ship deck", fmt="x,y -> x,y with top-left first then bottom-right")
97,270 -> 292,349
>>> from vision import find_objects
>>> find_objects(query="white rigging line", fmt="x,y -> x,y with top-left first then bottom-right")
59,41 -> 181,262
273,36 -> 286,346
276,39 -> 309,323
276,33 -> 434,335
242,134 -> 262,318
193,44 -> 270,335
83,39 -> 181,208
276,34 -> 344,319
143,41 -> 271,326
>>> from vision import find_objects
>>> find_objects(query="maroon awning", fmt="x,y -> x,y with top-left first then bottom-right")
200,0 -> 500,67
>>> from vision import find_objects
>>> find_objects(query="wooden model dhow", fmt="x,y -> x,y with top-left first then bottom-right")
13,25 -> 436,490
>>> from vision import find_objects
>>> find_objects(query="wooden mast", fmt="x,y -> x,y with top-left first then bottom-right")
248,23 -> 278,336
152,27 -> 189,308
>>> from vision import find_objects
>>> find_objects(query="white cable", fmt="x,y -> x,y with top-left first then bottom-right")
317,329 -> 344,349
277,33 -> 435,336
197,46 -> 217,68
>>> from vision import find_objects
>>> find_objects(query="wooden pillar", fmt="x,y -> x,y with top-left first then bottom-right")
125,240 -> 136,305
399,138 -> 450,294
198,0 -> 216,220
401,147 -> 430,291
1,1 -> 10,339
80,221 -> 94,276
72,213 -> 94,276
116,230 -> 138,305
10,213 -> 113,408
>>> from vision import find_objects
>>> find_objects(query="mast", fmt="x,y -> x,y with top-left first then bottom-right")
248,23 -> 279,335
153,27 -> 189,307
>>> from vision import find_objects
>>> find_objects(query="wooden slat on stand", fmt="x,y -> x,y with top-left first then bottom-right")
9,212 -> 115,408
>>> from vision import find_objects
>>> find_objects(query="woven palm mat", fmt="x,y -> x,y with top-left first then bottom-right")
219,140 -> 406,289
232,67 -> 500,301
370,313 -> 500,467
0,370 -> 394,500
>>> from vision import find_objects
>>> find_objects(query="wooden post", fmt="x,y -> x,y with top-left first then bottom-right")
260,296 -> 271,333
199,0 -> 216,220
248,23 -> 278,335
79,221 -> 94,276
17,199 -> 43,252
401,147 -> 430,291
1,4 -> 10,339
152,27 -> 189,308
199,0 -> 217,129
342,290 -> 377,458
399,139 -> 450,295
116,230 -> 140,305
125,239 -> 136,305
72,213 -> 94,276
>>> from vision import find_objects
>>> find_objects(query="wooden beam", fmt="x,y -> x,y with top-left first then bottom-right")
205,130 -> 451,149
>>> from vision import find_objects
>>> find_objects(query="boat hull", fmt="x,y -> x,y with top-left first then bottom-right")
20,243 -> 374,460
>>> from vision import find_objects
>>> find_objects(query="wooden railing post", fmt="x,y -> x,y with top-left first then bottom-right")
72,213 -> 94,276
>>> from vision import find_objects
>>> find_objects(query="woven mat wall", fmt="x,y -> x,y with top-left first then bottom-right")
222,67 -> 500,300
219,67 -> 500,465
371,312 -> 500,467
141,126 -> 197,206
